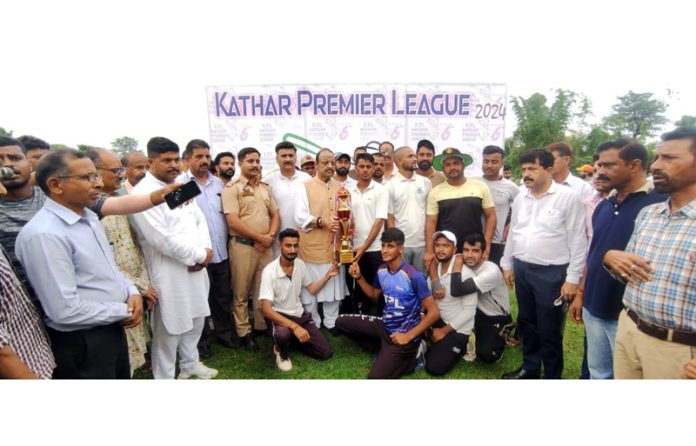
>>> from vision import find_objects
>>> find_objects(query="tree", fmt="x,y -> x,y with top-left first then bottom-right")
50,144 -> 76,151
0,127 -> 12,137
603,91 -> 668,139
111,136 -> 138,158
675,115 -> 696,128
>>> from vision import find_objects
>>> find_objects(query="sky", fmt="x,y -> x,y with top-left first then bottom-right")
2,0 -> 693,151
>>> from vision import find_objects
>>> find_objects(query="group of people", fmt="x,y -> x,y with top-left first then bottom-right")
1,127 -> 695,380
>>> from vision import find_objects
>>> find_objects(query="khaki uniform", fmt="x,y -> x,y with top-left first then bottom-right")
222,176 -> 278,337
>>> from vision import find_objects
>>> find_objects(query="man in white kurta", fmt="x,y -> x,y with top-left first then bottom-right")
130,137 -> 216,379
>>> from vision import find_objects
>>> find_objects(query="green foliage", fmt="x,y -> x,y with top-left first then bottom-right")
675,115 -> 696,128
603,91 -> 668,139
76,144 -> 99,153
49,143 -> 76,151
0,126 -> 13,137
111,136 -> 138,158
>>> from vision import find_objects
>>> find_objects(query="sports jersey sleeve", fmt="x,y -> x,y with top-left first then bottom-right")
258,265 -> 275,302
411,271 -> 432,301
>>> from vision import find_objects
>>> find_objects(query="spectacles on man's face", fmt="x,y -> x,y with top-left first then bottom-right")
98,166 -> 126,175
58,172 -> 102,183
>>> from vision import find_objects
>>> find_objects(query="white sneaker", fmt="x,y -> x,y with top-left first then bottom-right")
178,362 -> 219,379
274,347 -> 293,372
463,334 -> 477,363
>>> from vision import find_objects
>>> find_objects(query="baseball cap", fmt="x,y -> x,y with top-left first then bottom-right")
575,164 -> 593,173
432,147 -> 474,171
432,230 -> 457,245
335,152 -> 351,162
300,154 -> 315,167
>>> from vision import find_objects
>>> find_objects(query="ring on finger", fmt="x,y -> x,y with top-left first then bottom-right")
620,272 -> 628,278
630,264 -> 638,272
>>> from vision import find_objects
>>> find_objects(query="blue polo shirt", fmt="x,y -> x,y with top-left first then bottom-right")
584,188 -> 667,319
374,261 -> 431,335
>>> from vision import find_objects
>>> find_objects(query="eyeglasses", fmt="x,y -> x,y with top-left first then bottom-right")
97,166 -> 126,175
58,172 -> 102,183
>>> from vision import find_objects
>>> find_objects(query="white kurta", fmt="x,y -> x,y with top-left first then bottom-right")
130,172 -> 212,335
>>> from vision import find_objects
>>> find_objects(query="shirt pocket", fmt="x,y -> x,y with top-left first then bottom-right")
538,208 -> 564,230
239,194 -> 257,216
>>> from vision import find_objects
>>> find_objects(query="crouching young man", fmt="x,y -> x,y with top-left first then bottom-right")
451,233 -> 514,364
260,228 -> 335,372
337,228 -> 440,379
425,230 -> 477,376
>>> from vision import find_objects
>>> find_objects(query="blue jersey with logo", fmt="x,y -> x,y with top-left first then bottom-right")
375,261 -> 431,334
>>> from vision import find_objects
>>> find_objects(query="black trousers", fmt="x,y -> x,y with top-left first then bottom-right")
514,259 -> 567,379
269,312 -> 333,360
424,319 -> 469,376
488,243 -> 506,268
47,323 -> 130,379
475,309 -> 513,363
199,259 -> 235,348
352,251 -> 383,316
336,314 -> 418,379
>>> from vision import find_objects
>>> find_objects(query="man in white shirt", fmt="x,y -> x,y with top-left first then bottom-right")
501,148 -> 586,379
265,141 -> 311,256
547,141 -> 593,199
425,230 -> 476,376
386,146 -> 431,271
479,145 -> 520,266
260,228 -> 335,371
346,153 -> 389,315
379,141 -> 398,182
131,137 -> 218,379
333,152 -> 357,189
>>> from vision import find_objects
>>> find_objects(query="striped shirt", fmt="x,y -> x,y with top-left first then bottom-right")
623,198 -> 696,332
0,246 -> 55,379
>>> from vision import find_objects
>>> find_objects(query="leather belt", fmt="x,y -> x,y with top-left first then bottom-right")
232,236 -> 255,247
626,309 -> 696,347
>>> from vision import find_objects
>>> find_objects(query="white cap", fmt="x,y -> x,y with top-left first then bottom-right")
432,230 -> 457,245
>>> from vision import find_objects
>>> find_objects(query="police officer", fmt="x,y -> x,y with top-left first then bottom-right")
222,147 -> 280,352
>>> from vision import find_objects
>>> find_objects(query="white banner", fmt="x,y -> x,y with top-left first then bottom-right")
206,83 -> 507,176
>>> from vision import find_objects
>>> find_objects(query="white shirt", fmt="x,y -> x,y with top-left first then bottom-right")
468,261 -> 510,317
430,259 -> 477,335
557,172 -> 593,200
348,181 -> 389,252
501,181 -> 587,284
130,172 -> 212,334
386,170 -> 431,248
259,257 -> 309,318
479,177 -> 520,244
266,169 -> 311,233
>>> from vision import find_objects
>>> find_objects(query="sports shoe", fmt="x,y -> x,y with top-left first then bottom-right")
414,339 -> 427,371
274,347 -> 293,372
463,334 -> 477,362
177,362 -> 219,379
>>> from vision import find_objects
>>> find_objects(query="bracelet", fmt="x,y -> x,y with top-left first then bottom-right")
317,217 -> 323,228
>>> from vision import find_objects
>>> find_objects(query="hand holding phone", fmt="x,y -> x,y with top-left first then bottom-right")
164,180 -> 201,209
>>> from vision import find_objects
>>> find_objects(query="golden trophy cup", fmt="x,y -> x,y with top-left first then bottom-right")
335,186 -> 354,264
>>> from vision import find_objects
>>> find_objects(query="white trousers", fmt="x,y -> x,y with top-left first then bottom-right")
151,308 -> 205,379
302,300 -> 341,329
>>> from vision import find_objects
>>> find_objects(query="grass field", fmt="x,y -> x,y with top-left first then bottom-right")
135,292 -> 585,379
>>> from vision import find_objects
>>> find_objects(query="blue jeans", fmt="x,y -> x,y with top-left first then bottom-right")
582,307 -> 618,379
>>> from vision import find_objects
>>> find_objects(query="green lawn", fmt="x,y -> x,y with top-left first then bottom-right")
135,292 -> 585,379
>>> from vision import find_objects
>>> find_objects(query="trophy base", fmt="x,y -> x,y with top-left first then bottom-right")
338,251 -> 354,265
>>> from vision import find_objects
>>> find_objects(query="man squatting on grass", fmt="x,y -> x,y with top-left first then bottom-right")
337,228 -> 440,379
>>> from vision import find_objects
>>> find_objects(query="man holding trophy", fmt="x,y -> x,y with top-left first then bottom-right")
294,149 -> 346,334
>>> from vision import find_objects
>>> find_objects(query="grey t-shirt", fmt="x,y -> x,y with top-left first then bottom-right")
470,261 -> 511,317
0,187 -> 106,287
479,177 -> 520,244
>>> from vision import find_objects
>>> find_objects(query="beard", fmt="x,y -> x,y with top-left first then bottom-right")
417,160 -> 432,171
336,167 -> 349,176
281,252 -> 297,262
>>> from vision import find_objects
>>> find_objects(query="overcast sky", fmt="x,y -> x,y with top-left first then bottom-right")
2,0 -> 692,151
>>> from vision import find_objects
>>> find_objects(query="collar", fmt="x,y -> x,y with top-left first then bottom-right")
44,197 -> 96,225
144,171 -> 166,187
608,180 -> 652,198
524,180 -> 558,198
658,197 -> 696,219
272,257 -> 295,279
183,170 -> 218,186
350,180 -> 375,192
395,170 -> 416,182
277,170 -> 302,181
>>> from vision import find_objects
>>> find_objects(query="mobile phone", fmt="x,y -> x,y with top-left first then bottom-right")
164,180 -> 201,209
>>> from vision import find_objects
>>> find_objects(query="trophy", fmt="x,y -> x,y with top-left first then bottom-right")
335,186 -> 354,264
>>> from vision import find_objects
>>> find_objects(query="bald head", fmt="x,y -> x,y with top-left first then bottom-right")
394,146 -> 417,174
122,150 -> 148,187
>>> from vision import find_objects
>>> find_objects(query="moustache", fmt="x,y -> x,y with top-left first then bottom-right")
596,175 -> 611,182
523,177 -> 533,182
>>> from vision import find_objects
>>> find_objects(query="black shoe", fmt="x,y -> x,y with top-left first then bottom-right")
243,334 -> 261,353
198,344 -> 212,360
217,336 -> 242,349
501,366 -> 540,379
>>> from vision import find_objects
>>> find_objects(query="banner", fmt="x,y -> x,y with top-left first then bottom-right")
206,83 -> 507,176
